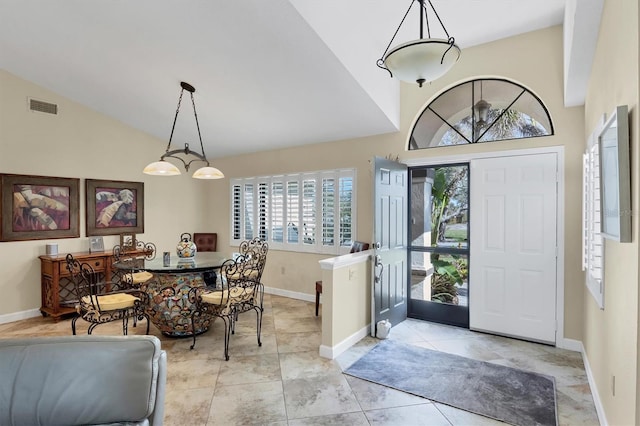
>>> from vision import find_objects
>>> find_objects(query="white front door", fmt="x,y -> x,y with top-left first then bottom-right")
469,153 -> 558,343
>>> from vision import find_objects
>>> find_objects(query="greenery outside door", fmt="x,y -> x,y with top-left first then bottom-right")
408,163 -> 469,327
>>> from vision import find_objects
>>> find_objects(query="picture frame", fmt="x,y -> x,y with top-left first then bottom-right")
0,174 -> 80,241
120,232 -> 136,249
86,179 -> 144,236
599,105 -> 631,242
89,236 -> 105,253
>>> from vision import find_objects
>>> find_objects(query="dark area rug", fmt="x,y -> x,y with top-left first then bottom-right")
345,339 -> 557,426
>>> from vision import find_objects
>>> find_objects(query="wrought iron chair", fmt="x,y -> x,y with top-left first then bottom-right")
238,236 -> 269,283
189,255 -> 264,360
65,254 -> 150,335
315,241 -> 370,316
112,239 -> 156,287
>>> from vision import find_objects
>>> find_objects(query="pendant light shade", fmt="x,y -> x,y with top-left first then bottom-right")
192,166 -> 224,179
383,38 -> 460,86
143,160 -> 181,176
377,0 -> 460,87
143,81 -> 224,179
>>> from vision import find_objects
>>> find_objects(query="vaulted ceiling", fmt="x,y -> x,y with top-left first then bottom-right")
0,0 -> 599,158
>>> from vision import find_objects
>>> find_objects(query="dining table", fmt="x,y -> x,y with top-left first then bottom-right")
113,251 -> 228,337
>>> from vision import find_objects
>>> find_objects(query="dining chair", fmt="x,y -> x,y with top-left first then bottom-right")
112,240 -> 156,287
193,232 -> 218,252
238,237 -> 269,283
65,254 -> 150,335
193,233 -> 218,285
315,241 -> 370,316
189,255 -> 264,360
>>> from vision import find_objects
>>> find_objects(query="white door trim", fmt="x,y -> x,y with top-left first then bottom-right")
403,146 -> 566,348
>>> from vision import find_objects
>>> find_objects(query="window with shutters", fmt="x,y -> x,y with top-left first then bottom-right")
230,169 -> 356,254
582,133 -> 604,309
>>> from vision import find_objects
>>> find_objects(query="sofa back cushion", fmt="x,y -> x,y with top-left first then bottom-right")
0,335 -> 164,426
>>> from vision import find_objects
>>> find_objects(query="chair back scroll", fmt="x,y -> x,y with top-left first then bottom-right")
112,240 -> 156,286
238,237 -> 269,283
66,254 -> 111,313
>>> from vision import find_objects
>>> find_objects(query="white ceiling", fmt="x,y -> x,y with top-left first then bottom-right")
1,0 -> 589,160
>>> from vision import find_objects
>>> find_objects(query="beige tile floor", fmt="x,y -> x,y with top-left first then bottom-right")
0,295 -> 600,426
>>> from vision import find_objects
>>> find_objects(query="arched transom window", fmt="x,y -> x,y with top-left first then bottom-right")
409,78 -> 554,150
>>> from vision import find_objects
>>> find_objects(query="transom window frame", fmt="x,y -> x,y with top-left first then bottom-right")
230,168 -> 356,255
409,77 -> 554,150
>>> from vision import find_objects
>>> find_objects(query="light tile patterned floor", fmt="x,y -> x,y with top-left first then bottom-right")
0,295 -> 600,425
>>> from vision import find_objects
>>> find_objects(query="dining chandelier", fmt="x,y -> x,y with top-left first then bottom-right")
377,0 -> 460,87
143,81 -> 224,179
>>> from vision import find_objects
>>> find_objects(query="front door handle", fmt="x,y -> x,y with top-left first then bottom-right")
374,255 -> 384,284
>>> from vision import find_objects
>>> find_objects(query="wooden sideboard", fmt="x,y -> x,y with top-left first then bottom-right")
39,251 -> 116,321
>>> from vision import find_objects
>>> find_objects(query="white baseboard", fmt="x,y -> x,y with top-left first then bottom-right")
557,337 -> 582,352
0,308 -> 41,325
319,324 -> 370,359
580,342 -> 608,426
264,286 -> 315,303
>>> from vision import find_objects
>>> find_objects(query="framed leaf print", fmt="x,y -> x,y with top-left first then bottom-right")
86,179 -> 144,236
0,174 -> 80,241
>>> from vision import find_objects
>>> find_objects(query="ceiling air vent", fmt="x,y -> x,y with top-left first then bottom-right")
29,98 -> 58,115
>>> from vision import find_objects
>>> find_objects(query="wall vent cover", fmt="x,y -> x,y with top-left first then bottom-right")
29,98 -> 58,115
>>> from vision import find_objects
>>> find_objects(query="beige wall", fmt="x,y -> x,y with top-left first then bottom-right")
583,1 -> 640,424
2,23 -> 588,372
0,70 -> 212,317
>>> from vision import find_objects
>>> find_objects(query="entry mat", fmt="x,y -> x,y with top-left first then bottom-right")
344,339 -> 557,426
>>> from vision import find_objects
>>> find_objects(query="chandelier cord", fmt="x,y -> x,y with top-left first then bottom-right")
189,91 -> 209,166
376,0 -> 415,74
426,0 -> 451,39
421,1 -> 429,39
166,88 -> 185,154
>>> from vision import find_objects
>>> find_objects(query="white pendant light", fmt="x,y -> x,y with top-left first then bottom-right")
192,166 -> 224,180
143,160 -> 181,176
143,81 -> 224,179
378,0 -> 460,87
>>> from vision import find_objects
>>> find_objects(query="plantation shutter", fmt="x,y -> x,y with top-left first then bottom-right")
302,178 -> 316,246
583,144 -> 604,308
258,181 -> 269,241
338,176 -> 353,247
232,184 -> 242,240
287,180 -> 300,243
322,178 -> 335,246
271,181 -> 284,243
244,183 -> 254,240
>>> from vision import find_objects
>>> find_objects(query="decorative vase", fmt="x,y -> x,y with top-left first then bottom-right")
176,233 -> 197,259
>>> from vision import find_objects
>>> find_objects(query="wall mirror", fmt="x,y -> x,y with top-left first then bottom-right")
599,105 -> 631,242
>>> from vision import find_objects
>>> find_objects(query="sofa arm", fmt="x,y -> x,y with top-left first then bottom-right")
0,335 -> 166,426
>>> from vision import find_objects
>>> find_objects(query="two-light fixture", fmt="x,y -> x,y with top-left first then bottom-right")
143,81 -> 224,179
377,0 -> 460,87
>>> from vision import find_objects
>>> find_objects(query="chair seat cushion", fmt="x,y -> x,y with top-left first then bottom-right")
123,271 -> 154,285
201,287 -> 255,306
82,293 -> 138,311
228,269 -> 259,281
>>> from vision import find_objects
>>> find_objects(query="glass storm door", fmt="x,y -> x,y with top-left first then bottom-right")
408,163 -> 469,328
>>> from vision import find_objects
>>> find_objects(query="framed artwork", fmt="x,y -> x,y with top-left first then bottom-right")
599,105 -> 631,242
86,179 -> 144,236
0,174 -> 80,241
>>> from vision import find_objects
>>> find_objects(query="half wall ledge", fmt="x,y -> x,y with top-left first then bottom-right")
318,250 -> 372,359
